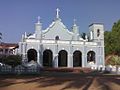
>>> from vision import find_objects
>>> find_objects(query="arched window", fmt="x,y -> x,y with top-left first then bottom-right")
97,29 -> 100,37
43,49 -> 53,67
58,50 -> 67,67
55,36 -> 59,40
27,49 -> 37,62
73,50 -> 82,67
87,51 -> 95,63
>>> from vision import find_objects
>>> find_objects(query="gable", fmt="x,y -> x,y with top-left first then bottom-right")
42,20 -> 73,40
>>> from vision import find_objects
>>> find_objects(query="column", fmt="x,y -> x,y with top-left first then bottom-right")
37,51 -> 40,65
54,42 -> 58,68
102,47 -> 105,66
53,54 -> 58,68
68,54 -> 73,67
96,47 -> 99,66
82,53 -> 85,67
68,44 -> 73,67
83,45 -> 87,67
39,44 -> 43,67
22,43 -> 26,63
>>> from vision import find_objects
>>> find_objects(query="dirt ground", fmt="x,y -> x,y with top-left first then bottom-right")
0,72 -> 120,90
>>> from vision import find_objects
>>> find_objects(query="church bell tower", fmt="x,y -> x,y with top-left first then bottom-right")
89,23 -> 104,45
35,16 -> 42,39
72,19 -> 79,40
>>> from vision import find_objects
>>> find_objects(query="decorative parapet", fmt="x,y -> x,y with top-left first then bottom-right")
85,42 -> 97,45
71,41 -> 84,45
26,39 -> 40,43
42,40 -> 55,44
24,39 -> 98,46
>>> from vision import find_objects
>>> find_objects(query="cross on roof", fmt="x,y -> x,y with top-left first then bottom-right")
56,8 -> 60,19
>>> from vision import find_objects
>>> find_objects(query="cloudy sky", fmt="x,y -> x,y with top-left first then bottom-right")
0,0 -> 120,43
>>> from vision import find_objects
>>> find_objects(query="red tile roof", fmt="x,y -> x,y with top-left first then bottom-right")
0,42 -> 18,49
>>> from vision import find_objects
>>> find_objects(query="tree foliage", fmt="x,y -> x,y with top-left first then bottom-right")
106,56 -> 120,65
0,55 -> 22,67
81,32 -> 86,40
0,32 -> 2,41
105,20 -> 120,56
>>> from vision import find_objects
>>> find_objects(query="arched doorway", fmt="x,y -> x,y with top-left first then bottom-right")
87,51 -> 95,63
58,50 -> 67,67
73,50 -> 82,67
27,49 -> 37,62
43,49 -> 53,67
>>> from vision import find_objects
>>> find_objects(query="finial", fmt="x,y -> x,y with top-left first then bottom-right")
56,8 -> 60,19
25,32 -> 27,38
73,19 -> 77,26
37,16 -> 41,24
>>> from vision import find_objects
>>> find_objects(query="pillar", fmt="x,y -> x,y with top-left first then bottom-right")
82,54 -> 85,67
53,54 -> 58,68
68,54 -> 73,67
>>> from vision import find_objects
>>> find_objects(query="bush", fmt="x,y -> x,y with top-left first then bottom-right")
106,55 -> 120,65
0,55 -> 22,67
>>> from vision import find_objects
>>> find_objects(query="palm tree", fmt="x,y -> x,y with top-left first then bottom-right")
81,32 -> 86,40
0,32 -> 2,43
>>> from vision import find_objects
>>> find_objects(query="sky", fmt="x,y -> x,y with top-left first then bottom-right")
0,0 -> 120,43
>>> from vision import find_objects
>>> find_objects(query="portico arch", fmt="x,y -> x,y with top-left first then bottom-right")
73,50 -> 82,67
58,50 -> 68,67
43,49 -> 53,67
27,49 -> 37,62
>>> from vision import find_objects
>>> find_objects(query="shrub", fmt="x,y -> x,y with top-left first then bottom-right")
0,55 -> 22,67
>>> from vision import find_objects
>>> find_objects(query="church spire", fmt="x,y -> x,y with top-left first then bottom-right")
56,8 -> 60,19
72,18 -> 79,40
35,16 -> 42,39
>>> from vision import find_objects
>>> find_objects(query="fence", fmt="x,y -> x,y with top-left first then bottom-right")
0,65 -> 40,74
90,65 -> 120,74
0,64 -> 120,75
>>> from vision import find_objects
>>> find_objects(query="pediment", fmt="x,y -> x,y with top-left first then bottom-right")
42,19 -> 73,40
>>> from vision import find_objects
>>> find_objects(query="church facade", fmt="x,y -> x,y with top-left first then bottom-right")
18,8 -> 105,68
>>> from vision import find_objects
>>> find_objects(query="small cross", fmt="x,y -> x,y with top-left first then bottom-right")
56,8 -> 60,18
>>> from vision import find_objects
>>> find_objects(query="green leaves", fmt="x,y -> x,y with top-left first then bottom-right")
0,55 -> 22,67
105,20 -> 120,56
109,56 -> 120,65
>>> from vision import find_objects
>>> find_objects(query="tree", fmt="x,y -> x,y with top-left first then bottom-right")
107,56 -> 120,65
105,20 -> 120,56
0,32 -> 2,42
0,55 -> 22,67
81,32 -> 86,40
112,20 -> 120,55
104,31 -> 114,55
27,33 -> 32,37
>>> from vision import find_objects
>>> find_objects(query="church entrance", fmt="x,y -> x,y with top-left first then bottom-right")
73,50 -> 82,67
43,49 -> 53,67
27,49 -> 37,62
58,50 -> 67,67
87,51 -> 95,63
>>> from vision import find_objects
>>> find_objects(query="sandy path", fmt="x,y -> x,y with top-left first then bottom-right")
0,73 -> 120,90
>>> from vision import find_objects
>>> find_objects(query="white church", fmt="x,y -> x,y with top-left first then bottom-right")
18,8 -> 105,68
